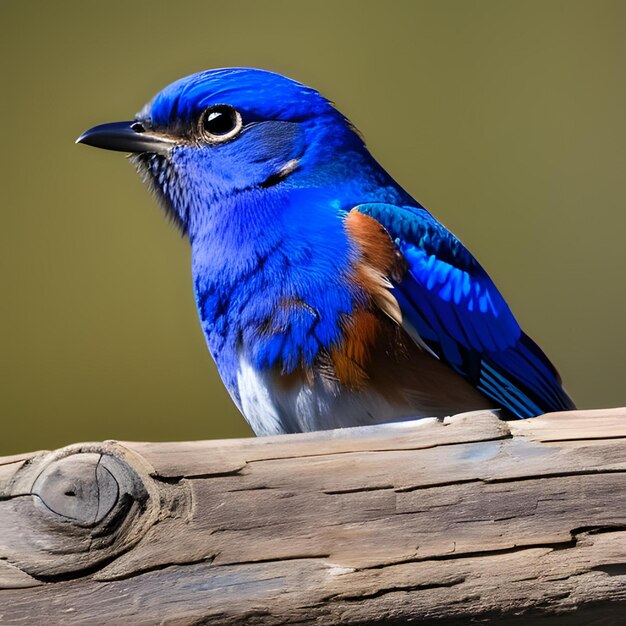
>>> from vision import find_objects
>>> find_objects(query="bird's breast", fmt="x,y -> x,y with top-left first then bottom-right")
192,206 -> 404,387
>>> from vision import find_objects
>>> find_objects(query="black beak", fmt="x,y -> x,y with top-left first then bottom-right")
76,121 -> 175,154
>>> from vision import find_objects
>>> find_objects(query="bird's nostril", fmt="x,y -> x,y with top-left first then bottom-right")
130,121 -> 146,133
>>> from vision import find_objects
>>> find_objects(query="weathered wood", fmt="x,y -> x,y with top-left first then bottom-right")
1,409 -> 625,624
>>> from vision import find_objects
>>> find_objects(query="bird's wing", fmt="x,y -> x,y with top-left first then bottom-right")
353,203 -> 575,417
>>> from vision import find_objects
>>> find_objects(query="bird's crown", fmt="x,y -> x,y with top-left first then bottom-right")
144,67 -> 339,129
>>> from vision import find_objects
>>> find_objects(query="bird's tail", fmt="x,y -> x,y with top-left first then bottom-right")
479,332 -> 576,418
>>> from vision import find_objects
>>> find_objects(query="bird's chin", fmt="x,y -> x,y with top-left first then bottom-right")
130,152 -> 189,235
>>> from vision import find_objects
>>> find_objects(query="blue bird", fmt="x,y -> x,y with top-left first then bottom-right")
77,68 -> 575,435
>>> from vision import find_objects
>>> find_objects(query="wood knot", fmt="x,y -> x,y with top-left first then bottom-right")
1,444 -> 159,579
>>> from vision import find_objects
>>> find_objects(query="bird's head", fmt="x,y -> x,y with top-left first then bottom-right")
78,68 -> 365,238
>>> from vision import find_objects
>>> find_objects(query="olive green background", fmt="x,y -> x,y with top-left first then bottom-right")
1,1 -> 624,455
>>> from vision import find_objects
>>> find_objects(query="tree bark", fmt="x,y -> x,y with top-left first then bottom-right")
1,408 -> 625,625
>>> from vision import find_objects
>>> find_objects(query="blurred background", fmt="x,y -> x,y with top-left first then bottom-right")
1,1 -> 624,455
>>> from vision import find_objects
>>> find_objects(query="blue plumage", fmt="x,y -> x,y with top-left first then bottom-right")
78,68 -> 575,434
356,203 -> 572,417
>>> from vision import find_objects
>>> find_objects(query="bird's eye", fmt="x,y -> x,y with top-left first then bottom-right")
198,105 -> 242,143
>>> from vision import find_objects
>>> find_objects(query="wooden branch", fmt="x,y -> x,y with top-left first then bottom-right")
1,408 -> 625,625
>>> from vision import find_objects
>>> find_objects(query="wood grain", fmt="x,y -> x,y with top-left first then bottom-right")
1,409 -> 624,624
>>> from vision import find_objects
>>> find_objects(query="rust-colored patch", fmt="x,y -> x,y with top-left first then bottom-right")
345,209 -> 407,281
344,209 -> 407,326
325,210 -> 411,389
330,309 -> 381,389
